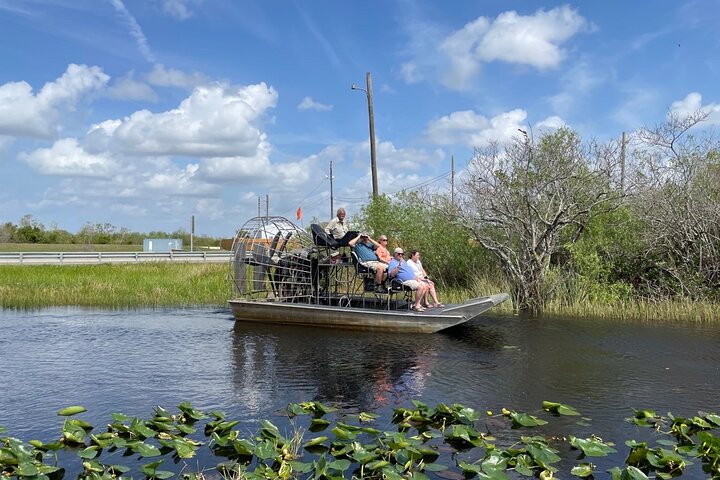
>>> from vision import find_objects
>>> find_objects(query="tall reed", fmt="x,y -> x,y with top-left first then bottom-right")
440,274 -> 719,322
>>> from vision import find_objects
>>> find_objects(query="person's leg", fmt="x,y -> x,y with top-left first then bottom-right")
422,284 -> 430,307
415,283 -> 428,310
429,283 -> 440,305
375,267 -> 384,286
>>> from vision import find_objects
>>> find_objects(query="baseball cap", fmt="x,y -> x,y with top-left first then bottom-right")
393,247 -> 404,255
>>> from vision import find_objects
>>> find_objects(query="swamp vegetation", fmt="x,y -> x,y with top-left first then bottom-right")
1,263 -> 716,321
1,400 -> 718,479
0,264 -> 228,309
356,112 -> 720,319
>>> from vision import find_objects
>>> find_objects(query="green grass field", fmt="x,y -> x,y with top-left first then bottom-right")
0,263 -> 230,309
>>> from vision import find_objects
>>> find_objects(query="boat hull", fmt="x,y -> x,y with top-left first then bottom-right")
228,293 -> 509,333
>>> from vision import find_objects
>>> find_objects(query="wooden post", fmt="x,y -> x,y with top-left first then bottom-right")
330,159 -> 334,218
620,132 -> 626,194
451,155 -> 455,206
366,72 -> 378,198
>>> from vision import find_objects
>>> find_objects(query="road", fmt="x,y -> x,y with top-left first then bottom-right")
0,251 -> 232,265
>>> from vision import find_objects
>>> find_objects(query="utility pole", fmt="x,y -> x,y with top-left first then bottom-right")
451,155 -> 455,206
352,72 -> 378,198
329,160 -> 334,218
620,132 -> 626,194
265,194 -> 269,218
190,215 -> 194,252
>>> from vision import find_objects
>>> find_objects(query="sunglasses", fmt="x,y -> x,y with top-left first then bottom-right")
379,238 -> 387,241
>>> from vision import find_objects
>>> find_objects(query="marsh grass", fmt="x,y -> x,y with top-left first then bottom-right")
0,263 -> 229,309
2,264 -> 717,321
441,274 -> 719,322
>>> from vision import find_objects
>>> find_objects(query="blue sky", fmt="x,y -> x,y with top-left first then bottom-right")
1,0 -> 719,237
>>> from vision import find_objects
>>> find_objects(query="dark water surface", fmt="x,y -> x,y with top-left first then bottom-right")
1,307 -> 718,475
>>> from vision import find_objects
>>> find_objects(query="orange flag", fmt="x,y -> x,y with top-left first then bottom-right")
296,207 -> 302,221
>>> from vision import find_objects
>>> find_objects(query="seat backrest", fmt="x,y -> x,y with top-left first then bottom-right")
311,224 -> 339,248
350,250 -> 370,275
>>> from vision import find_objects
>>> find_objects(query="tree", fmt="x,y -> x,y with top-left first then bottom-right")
0,222 -> 16,243
356,193 -> 492,287
15,214 -> 45,243
455,128 -> 625,313
631,111 -> 720,299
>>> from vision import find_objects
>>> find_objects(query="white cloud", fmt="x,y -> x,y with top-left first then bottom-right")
160,0 -> 202,21
147,64 -> 207,89
298,96 -> 333,111
17,78 -> 324,213
200,147 -> 315,189
87,82 -> 278,157
426,109 -> 528,146
144,163 -> 219,196
0,64 -> 109,138
399,62 -> 422,84
109,0 -> 156,63
670,92 -> 720,124
107,71 -> 158,101
19,138 -> 118,178
535,115 -> 566,130
405,6 -> 590,90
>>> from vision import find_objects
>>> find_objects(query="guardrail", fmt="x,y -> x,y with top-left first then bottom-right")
0,251 -> 233,265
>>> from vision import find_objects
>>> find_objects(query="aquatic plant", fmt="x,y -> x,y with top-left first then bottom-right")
1,400 -> 719,479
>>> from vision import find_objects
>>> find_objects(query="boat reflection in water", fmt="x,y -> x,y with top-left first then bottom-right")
228,319 -> 508,414
228,216 -> 508,333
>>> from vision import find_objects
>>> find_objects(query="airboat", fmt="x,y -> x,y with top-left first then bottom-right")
228,216 -> 509,333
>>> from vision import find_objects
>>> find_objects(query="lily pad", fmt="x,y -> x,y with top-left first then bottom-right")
57,406 -> 87,417
542,401 -> 580,416
570,436 -> 617,457
510,412 -> 548,428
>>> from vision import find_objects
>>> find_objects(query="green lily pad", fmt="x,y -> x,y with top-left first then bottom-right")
570,436 -> 617,457
359,412 -> 379,422
77,446 -> 99,459
302,436 -> 328,448
133,442 -> 161,457
510,412 -> 548,428
570,463 -> 595,478
542,401 -> 580,416
57,406 -> 87,417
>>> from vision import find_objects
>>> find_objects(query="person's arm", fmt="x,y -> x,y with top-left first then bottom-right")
348,233 -> 362,247
388,259 -> 402,278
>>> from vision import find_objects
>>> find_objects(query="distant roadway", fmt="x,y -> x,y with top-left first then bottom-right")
0,251 -> 232,265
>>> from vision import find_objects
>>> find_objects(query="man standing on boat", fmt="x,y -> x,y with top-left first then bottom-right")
387,247 -> 429,312
349,233 -> 388,293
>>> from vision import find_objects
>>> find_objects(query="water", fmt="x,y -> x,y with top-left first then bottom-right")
1,307 -> 718,476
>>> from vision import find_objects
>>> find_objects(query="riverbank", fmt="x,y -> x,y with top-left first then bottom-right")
0,263 -> 228,309
1,264 -> 717,321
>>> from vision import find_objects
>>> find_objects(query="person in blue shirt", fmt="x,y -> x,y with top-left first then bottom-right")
387,247 -> 429,312
349,232 -> 388,292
